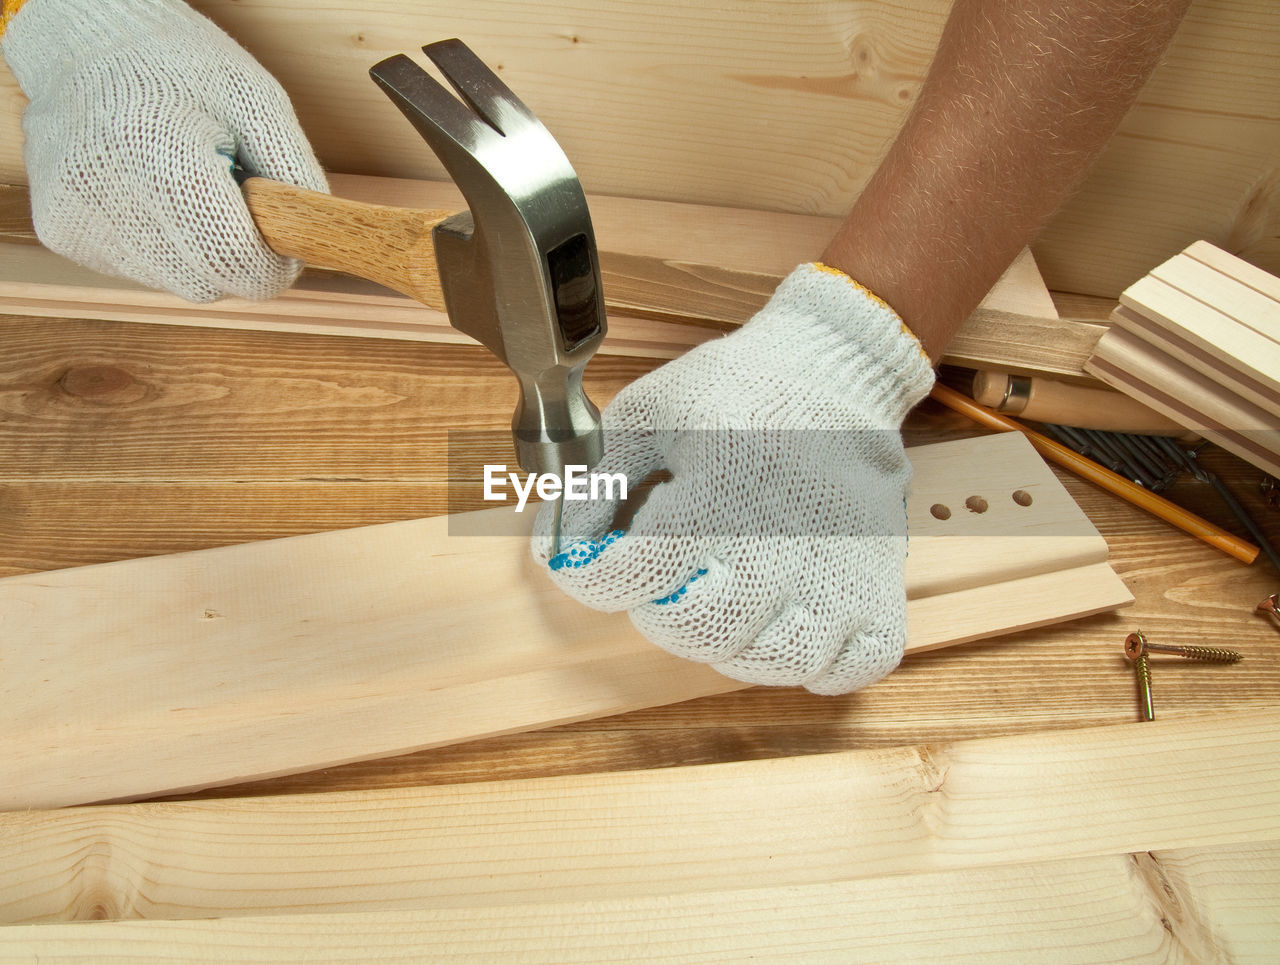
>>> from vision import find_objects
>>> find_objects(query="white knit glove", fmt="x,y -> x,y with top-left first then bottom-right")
532,264 -> 935,695
2,0 -> 328,302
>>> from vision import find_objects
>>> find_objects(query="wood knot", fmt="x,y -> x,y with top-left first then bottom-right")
58,365 -> 146,404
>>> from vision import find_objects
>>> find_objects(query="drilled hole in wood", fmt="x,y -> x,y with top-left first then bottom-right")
1012,490 -> 1033,507
965,496 -> 989,514
930,503 -> 951,520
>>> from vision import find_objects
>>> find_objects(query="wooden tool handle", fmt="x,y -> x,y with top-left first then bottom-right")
242,177 -> 453,309
970,370 -> 1187,435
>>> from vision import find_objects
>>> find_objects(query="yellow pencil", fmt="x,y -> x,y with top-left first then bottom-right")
929,383 -> 1259,565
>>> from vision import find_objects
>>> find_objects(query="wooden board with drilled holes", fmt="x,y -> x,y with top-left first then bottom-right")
0,431 -> 1130,811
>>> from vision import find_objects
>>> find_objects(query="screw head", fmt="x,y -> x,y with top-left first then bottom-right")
1124,631 -> 1147,661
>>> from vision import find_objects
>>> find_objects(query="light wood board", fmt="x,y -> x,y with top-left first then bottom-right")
0,177 -> 1101,378
0,432 -> 1131,811
0,711 -> 1274,926
3,0 -> 1276,297
1088,241 -> 1280,475
4,844 -> 1278,961
1112,241 -> 1280,410
1117,277 -> 1280,407
1086,328 -> 1280,477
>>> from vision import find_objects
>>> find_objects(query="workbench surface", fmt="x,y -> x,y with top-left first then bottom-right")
2,308 -> 1277,794
2,308 -> 1279,958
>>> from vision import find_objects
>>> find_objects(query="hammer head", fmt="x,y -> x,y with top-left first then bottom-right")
370,40 -> 605,477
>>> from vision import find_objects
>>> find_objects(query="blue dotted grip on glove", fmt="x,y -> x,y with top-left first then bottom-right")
549,530 -> 709,606
548,529 -> 625,572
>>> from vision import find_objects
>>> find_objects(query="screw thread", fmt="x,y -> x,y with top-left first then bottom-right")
1135,653 -> 1155,722
1169,645 -> 1243,663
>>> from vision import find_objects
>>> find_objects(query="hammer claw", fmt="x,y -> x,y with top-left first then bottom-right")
421,38 -> 538,138
370,39 -> 606,477
369,54 -> 494,159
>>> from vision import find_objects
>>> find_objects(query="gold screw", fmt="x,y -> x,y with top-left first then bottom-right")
1258,595 -> 1280,633
1124,630 -> 1242,664
1130,650 -> 1155,721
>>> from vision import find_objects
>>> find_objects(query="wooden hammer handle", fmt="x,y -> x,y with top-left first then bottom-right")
242,177 -> 453,309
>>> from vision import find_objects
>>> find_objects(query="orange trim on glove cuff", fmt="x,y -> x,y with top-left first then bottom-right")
0,0 -> 30,37
809,262 -> 930,362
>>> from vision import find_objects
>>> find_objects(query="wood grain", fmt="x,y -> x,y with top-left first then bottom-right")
4,1 -> 1274,297
1087,330 -> 1280,478
1117,276 -> 1280,405
242,177 -> 450,307
1,711 -> 1277,926
0,432 -> 1130,811
0,177 -> 1101,377
1,311 -> 1276,809
6,849 -> 1275,961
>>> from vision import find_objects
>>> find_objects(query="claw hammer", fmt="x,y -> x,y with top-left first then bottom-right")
240,39 -> 606,482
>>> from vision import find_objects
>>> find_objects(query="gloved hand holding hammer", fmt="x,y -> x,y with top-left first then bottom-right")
1,0 -> 328,302
1,0 -> 1191,695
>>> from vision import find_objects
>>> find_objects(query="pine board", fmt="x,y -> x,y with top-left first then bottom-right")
0,711 -> 1274,926
1111,304 -> 1280,419
1117,275 -> 1280,403
1086,327 -> 1280,477
0,432 -> 1131,811
6,847 -> 1278,962
1088,241 -> 1280,476
1111,241 -> 1280,410
4,0 -> 1276,297
2,311 -> 1276,806
0,177 -> 1091,375
1185,238 -> 1280,304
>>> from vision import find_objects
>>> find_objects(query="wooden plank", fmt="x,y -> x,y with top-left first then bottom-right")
9,846 -> 1275,961
1117,275 -> 1280,400
0,177 -> 1060,319
1185,238 -> 1280,305
0,432 -> 1130,811
1086,327 -> 1280,477
942,309 -> 1105,384
1151,253 -> 1280,347
0,240 -> 1106,375
317,174 -> 1063,323
0,852 -> 1245,961
1112,304 -> 1280,419
1146,841 -> 1280,962
0,176 -> 1105,378
6,0 -> 1275,297
0,711 -> 1274,925
1,304 -> 1277,820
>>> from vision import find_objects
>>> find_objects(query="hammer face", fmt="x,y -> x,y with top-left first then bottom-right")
370,40 -> 606,477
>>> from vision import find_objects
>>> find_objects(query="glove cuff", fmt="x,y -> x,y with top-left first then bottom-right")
0,0 -> 30,38
763,263 -> 936,426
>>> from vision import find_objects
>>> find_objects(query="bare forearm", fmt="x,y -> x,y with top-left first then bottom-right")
821,0 -> 1191,360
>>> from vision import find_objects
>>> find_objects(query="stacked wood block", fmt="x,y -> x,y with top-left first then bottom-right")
1086,241 -> 1280,476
